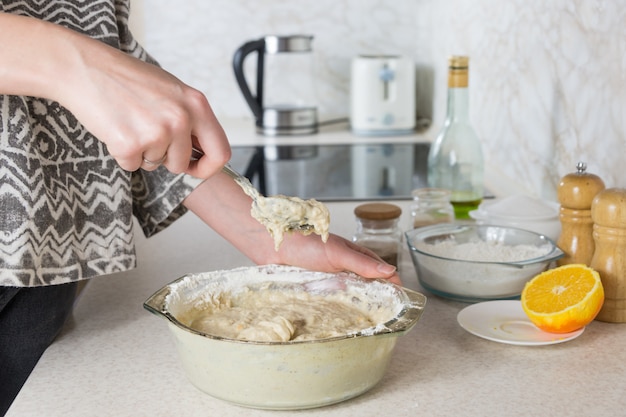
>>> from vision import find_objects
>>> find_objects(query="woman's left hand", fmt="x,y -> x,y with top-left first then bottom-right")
184,173 -> 402,285
269,233 -> 401,285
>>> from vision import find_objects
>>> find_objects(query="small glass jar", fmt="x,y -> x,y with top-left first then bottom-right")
353,203 -> 402,267
411,188 -> 455,228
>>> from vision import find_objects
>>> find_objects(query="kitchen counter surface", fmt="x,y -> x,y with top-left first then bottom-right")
8,201 -> 626,417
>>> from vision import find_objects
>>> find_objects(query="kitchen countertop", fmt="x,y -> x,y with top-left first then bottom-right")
8,200 -> 626,417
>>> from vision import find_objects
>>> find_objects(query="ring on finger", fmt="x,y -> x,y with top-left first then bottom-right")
142,153 -> 167,167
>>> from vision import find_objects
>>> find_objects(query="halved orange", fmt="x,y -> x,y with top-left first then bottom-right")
521,264 -> 604,333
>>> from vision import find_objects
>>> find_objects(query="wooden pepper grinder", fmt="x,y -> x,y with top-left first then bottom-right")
556,162 -> 605,266
590,188 -> 626,322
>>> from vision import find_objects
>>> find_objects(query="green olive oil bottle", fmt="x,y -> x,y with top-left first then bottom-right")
427,56 -> 484,219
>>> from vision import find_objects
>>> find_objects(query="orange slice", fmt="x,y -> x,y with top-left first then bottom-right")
521,264 -> 604,333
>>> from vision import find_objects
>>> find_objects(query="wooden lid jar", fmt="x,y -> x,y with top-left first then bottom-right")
353,203 -> 403,267
556,162 -> 605,266
590,188 -> 626,322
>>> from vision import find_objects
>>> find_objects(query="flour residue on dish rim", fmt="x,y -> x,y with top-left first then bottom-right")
163,266 -> 405,343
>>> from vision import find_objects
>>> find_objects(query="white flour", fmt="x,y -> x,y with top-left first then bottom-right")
419,239 -> 551,262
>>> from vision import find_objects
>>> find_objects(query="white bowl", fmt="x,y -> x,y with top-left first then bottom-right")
469,195 -> 561,241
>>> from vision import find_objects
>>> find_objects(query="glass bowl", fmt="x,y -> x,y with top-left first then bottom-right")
144,265 -> 426,410
405,224 -> 564,302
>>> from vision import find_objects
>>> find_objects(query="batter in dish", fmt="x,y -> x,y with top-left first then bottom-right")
182,284 -> 382,342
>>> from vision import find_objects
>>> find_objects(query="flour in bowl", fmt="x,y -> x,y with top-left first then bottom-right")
418,239 -> 552,262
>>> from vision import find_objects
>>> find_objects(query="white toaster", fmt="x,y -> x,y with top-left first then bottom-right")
350,55 -> 416,136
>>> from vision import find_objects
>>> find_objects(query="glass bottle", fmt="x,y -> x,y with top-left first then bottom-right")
353,203 -> 402,267
411,188 -> 455,228
427,55 -> 484,219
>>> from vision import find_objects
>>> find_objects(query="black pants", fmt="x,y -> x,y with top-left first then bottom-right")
0,282 -> 78,416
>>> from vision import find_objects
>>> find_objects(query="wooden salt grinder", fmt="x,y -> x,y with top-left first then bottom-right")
556,162 -> 605,266
590,188 -> 626,323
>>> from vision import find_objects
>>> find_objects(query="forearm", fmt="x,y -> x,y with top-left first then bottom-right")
0,12 -> 231,176
182,173 -> 284,264
0,12 -> 145,117
0,13 -> 90,101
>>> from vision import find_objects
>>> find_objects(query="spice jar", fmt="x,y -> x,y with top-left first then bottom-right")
411,188 -> 455,228
556,162 -> 605,266
590,188 -> 626,323
353,203 -> 402,267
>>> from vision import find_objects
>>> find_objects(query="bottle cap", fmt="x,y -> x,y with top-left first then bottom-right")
448,55 -> 469,69
354,203 -> 402,220
448,55 -> 469,88
557,162 -> 605,210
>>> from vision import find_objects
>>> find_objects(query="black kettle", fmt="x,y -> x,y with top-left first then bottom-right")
233,35 -> 318,136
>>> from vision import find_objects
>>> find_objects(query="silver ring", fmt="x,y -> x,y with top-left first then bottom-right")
142,154 -> 167,167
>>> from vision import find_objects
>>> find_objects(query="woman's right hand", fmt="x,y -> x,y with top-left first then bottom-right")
0,13 -> 230,178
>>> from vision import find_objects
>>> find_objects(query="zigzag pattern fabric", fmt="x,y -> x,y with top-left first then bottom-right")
0,0 -> 202,286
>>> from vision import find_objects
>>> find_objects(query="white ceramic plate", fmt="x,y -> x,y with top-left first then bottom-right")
457,300 -> 584,346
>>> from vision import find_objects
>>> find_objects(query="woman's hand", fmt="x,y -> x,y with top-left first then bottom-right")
270,232 -> 402,285
60,43 -> 232,177
0,13 -> 230,178
184,172 -> 402,285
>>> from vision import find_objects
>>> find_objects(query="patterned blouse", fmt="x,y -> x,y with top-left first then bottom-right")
0,0 -> 203,286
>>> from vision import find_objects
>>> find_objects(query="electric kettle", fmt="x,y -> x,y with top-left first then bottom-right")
233,35 -> 318,136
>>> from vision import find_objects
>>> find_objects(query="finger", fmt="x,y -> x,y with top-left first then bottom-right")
337,240 -> 399,281
185,109 -> 231,179
186,139 -> 230,179
161,138 -> 193,174
105,145 -> 146,172
185,135 -> 204,173
142,153 -> 167,167
343,239 -> 384,262
141,146 -> 169,171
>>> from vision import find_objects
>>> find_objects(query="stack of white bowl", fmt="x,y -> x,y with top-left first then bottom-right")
469,195 -> 561,242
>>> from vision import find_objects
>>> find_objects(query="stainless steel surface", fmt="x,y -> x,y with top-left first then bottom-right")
263,144 -> 318,161
260,106 -> 318,136
264,34 -> 314,54
220,164 -> 242,181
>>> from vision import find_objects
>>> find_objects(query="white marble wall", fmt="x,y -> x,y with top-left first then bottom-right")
133,0 -> 626,200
